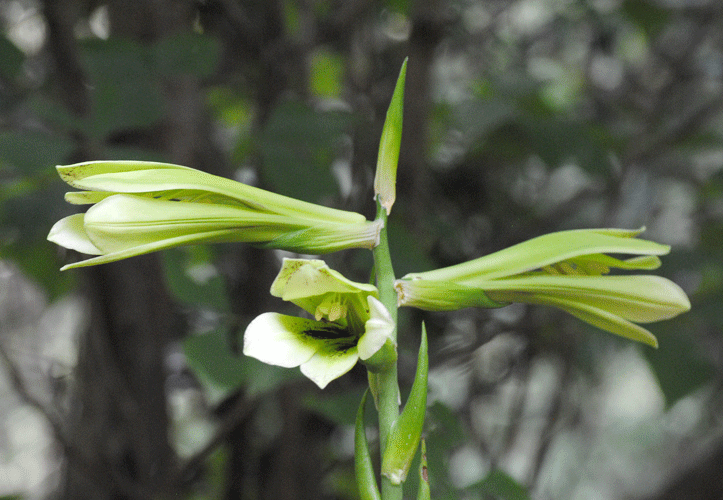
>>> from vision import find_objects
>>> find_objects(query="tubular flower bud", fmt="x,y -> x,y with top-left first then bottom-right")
48,161 -> 382,270
395,228 -> 691,347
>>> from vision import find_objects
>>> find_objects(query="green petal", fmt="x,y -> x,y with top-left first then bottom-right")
403,228 -> 670,283
524,294 -> 660,347
270,258 -> 378,318
47,214 -> 104,255
485,275 -> 690,323
57,228 -> 249,270
58,161 -> 365,224
83,194 -> 298,253
300,346 -> 359,389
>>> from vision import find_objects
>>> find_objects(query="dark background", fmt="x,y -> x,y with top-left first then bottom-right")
0,0 -> 720,499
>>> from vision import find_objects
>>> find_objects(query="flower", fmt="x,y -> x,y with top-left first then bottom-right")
48,161 -> 383,270
395,228 -> 691,347
243,259 -> 395,388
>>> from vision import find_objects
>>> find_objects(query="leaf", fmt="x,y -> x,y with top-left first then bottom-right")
644,321 -> 713,407
470,469 -> 530,500
80,38 -> 165,138
153,32 -> 221,78
184,327 -> 291,404
354,390 -> 382,500
382,323 -> 428,484
0,35 -> 24,81
160,247 -> 230,313
0,131 -> 75,174
258,100 -> 351,203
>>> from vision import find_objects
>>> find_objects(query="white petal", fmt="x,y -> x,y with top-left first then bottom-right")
358,296 -> 395,360
300,348 -> 359,389
243,313 -> 319,368
47,214 -> 103,255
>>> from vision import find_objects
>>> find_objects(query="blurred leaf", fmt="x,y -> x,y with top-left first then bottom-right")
388,215 -> 436,278
153,32 -> 220,78
81,38 -> 165,138
644,320 -> 713,407
0,35 -> 24,81
258,100 -> 351,202
469,469 -> 530,500
622,0 -> 670,37
310,48 -> 344,98
161,247 -> 230,313
524,119 -> 613,176
184,327 -> 292,404
2,241 -> 76,301
0,131 -> 75,174
304,387 -> 367,426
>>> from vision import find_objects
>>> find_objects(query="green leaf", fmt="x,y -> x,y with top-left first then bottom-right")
153,32 -> 221,78
184,327 -> 291,404
0,131 -> 75,174
310,49 -> 344,98
80,38 -> 165,138
470,469 -> 530,500
374,58 -> 406,214
622,0 -> 670,37
382,323 -> 428,484
644,322 -> 713,407
355,389 -> 382,500
161,247 -> 230,312
258,100 -> 351,203
0,35 -> 24,81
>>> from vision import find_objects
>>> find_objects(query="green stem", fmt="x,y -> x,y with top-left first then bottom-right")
372,199 -> 403,500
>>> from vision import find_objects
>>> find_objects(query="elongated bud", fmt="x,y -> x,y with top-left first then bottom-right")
374,58 -> 407,215
355,390 -> 382,500
381,322 -> 428,484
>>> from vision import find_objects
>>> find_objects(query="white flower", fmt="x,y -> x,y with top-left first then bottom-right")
244,259 -> 395,388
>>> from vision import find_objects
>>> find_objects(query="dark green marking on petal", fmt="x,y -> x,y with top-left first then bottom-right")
304,324 -> 351,340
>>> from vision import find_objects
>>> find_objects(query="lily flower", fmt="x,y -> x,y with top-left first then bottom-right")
395,228 -> 691,347
48,161 -> 382,270
243,259 -> 395,388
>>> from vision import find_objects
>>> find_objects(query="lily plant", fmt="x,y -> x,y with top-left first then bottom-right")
48,58 -> 691,500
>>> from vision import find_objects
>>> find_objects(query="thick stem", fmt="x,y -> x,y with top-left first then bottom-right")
372,200 -> 403,500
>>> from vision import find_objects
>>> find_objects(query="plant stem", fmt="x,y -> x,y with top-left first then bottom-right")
372,200 -> 403,500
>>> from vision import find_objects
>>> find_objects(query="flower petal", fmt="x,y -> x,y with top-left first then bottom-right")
485,275 -> 690,323
525,294 -> 660,347
358,296 -> 395,360
57,161 -> 365,224
403,228 -> 670,283
243,313 -> 321,368
47,214 -> 103,255
300,347 -> 359,389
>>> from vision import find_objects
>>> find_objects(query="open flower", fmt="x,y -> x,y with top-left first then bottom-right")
48,161 -> 382,270
244,259 -> 395,388
395,228 -> 691,347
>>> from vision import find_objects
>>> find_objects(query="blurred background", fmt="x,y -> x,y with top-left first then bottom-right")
0,0 -> 720,499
